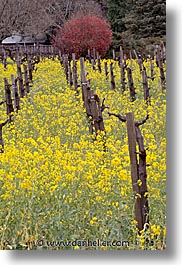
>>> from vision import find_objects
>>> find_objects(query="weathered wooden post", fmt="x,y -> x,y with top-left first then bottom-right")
104,62 -> 109,79
133,50 -> 143,73
58,50 -> 62,64
149,55 -> 155,81
51,46 -> 55,60
63,54 -> 69,82
11,75 -> 20,111
72,53 -> 78,92
155,45 -> 166,91
91,48 -> 96,70
120,46 -> 126,93
93,48 -> 96,62
127,61 -> 136,102
96,52 -> 102,73
108,111 -> 149,232
135,118 -> 149,228
68,64 -> 73,88
23,64 -> 30,94
141,66 -> 150,102
127,67 -> 135,101
88,90 -> 105,133
126,112 -> 143,231
88,49 -> 91,60
160,41 -> 166,63
16,58 -> 25,98
91,58 -> 96,71
0,120 -> 9,153
112,49 -> 116,60
28,58 -> 33,83
80,57 -> 92,117
4,78 -> 14,116
110,63 -> 116,90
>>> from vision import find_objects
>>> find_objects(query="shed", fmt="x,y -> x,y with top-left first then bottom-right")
1,32 -> 47,45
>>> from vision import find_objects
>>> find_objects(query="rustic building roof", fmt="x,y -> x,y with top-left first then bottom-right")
2,32 -> 46,44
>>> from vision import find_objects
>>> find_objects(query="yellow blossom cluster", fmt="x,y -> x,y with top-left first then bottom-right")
0,57 -> 166,250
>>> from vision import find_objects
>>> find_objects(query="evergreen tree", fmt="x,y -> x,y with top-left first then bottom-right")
106,0 -> 135,50
123,0 -> 166,50
107,0 -> 126,33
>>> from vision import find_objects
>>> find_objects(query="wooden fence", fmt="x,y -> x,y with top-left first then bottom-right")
0,44 -> 60,68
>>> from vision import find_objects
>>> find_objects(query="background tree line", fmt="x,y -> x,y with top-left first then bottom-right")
0,0 -> 166,53
107,0 -> 166,53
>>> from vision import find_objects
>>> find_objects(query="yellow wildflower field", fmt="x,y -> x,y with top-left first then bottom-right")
0,57 -> 166,250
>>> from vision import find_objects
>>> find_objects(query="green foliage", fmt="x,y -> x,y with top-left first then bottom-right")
107,0 -> 126,33
106,0 -> 166,52
106,0 -> 132,50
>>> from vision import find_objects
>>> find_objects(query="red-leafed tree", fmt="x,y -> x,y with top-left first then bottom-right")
52,15 -> 112,57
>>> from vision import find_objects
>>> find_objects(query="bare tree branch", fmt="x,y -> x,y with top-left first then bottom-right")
135,114 -> 149,127
108,112 -> 126,122
0,0 -> 105,42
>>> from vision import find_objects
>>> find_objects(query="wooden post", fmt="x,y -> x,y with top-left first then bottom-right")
126,113 -> 139,193
11,75 -> 20,111
160,41 -> 166,63
58,51 -> 63,66
51,46 -> 55,60
91,48 -> 96,70
112,49 -> 116,60
127,53 -> 136,101
104,62 -> 109,79
17,58 -> 25,98
127,67 -> 136,101
91,58 -> 96,71
129,50 -> 133,69
23,64 -> 30,94
87,49 -> 91,63
15,44 -> 19,59
135,124 -> 149,227
0,123 -> 4,152
19,45 -> 23,57
63,54 -> 69,82
72,53 -> 78,92
96,52 -> 102,73
88,90 -> 105,133
93,48 -> 96,61
80,57 -> 92,116
156,46 -> 166,91
119,46 -> 124,64
126,112 -> 143,231
120,46 -> 126,93
4,78 -> 14,116
141,66 -> 150,102
133,50 -> 143,73
110,63 -> 116,90
0,120 -> 9,152
88,90 -> 99,133
68,64 -> 73,88
88,49 -> 91,59
28,58 -> 33,83
149,56 -> 155,81
108,111 -> 149,231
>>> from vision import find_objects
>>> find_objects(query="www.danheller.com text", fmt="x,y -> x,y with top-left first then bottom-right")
25,239 -> 130,248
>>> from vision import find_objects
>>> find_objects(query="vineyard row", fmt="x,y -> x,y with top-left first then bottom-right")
0,45 -> 166,232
